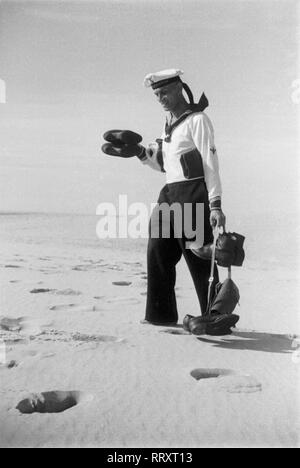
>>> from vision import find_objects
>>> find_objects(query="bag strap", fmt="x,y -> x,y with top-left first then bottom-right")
206,228 -> 219,315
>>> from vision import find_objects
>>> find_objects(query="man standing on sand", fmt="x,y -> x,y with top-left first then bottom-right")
140,69 -> 238,334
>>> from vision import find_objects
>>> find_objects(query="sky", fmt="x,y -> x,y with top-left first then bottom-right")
0,0 -> 299,217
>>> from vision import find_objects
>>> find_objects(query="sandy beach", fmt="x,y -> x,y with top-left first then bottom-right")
0,0 -> 299,451
0,213 -> 299,448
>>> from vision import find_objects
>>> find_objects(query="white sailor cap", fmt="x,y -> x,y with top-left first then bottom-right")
143,69 -> 184,89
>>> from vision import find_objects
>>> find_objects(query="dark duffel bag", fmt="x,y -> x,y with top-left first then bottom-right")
192,232 -> 245,268
208,277 -> 240,315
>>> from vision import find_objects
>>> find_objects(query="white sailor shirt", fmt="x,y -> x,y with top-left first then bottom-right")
143,112 -> 222,204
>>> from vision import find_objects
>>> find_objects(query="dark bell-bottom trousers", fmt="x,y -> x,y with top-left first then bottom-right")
145,178 -> 219,324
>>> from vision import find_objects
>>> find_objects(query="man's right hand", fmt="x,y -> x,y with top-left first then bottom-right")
210,209 -> 226,234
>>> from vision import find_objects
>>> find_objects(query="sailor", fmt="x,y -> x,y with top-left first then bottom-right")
141,69 -> 229,329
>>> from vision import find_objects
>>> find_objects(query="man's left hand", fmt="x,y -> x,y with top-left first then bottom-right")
210,209 -> 226,233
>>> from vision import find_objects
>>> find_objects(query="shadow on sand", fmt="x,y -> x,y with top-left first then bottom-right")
196,330 -> 298,354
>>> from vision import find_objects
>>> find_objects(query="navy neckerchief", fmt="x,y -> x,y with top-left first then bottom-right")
164,93 -> 209,143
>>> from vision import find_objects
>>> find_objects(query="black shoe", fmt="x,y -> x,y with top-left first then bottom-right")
189,314 -> 239,336
183,314 -> 195,332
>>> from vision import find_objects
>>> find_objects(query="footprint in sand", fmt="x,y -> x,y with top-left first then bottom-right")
112,281 -> 132,287
40,352 -> 56,359
161,329 -> 190,335
7,360 -> 18,369
54,289 -> 82,296
49,304 -> 102,312
107,265 -> 124,272
30,288 -> 82,296
0,316 -> 44,336
218,375 -> 262,393
28,329 -> 124,345
72,265 -> 89,271
0,317 -> 23,332
0,360 -> 18,370
16,391 -> 93,414
105,296 -> 140,305
191,368 -> 235,380
49,304 -> 77,311
30,288 -> 55,294
190,368 -> 262,393
71,332 -> 123,343
38,268 -> 59,274
122,261 -> 143,266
